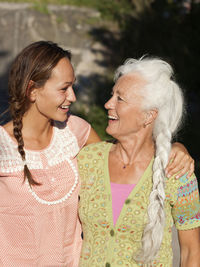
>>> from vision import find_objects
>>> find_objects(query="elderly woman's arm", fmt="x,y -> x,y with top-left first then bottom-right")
178,228 -> 200,267
171,173 -> 200,267
166,142 -> 194,178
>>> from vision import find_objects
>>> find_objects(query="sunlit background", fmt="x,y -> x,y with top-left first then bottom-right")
0,0 -> 199,185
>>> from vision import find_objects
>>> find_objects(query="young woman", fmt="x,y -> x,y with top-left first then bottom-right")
0,41 -> 195,266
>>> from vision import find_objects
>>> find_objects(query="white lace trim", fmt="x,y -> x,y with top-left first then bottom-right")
26,157 -> 79,205
0,122 -> 80,173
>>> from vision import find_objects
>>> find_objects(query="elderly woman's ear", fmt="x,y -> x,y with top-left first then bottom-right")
144,109 -> 158,127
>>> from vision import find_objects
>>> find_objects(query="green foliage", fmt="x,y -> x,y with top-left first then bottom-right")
74,105 -> 111,141
93,0 -> 134,20
0,0 -> 134,19
32,1 -> 49,14
0,0 -> 99,7
56,15 -> 63,23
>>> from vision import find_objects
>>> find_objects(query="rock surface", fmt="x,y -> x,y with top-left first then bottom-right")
0,2 -> 111,117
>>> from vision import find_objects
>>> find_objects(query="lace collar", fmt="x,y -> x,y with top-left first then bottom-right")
0,121 -> 79,173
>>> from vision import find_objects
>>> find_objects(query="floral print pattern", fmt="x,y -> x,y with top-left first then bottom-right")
78,142 -> 200,267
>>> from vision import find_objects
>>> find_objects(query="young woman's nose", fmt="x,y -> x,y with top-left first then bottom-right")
67,87 -> 76,103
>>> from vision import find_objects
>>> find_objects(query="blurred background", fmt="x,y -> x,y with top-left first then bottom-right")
0,0 -> 199,185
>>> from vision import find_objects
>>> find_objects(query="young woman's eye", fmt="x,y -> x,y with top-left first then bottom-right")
61,87 -> 68,92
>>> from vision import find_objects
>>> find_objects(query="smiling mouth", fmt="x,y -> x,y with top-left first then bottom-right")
108,115 -> 118,121
60,104 -> 70,110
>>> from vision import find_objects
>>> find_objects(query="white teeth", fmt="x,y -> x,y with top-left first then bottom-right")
61,105 -> 69,109
108,115 -> 118,120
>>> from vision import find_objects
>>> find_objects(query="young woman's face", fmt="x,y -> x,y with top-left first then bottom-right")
104,73 -> 147,139
32,57 -> 76,122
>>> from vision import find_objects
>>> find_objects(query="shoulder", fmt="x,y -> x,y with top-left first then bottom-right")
166,173 -> 199,198
0,124 -> 23,173
67,114 -> 90,130
166,173 -> 200,229
78,142 -> 111,183
175,173 -> 199,204
54,114 -> 90,130
53,114 -> 91,154
165,173 -> 199,205
0,122 -> 15,151
78,141 -> 112,160
0,127 -> 6,154
0,121 -> 13,137
67,114 -> 91,149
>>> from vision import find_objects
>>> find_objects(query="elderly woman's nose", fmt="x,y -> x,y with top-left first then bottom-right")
104,98 -> 113,109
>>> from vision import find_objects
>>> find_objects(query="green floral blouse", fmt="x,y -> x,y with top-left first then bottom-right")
78,142 -> 200,267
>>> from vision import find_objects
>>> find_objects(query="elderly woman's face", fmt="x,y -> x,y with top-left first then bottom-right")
104,73 -> 147,139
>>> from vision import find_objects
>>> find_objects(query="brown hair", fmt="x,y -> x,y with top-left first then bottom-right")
8,41 -> 71,186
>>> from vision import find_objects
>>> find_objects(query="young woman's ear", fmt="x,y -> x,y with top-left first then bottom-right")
26,80 -> 36,102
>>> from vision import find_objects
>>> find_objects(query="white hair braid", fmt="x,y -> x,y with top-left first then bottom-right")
114,57 -> 184,263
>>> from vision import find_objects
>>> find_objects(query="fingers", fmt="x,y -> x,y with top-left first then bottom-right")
173,161 -> 193,179
186,160 -> 195,178
165,152 -> 183,177
165,152 -> 194,179
165,152 -> 175,171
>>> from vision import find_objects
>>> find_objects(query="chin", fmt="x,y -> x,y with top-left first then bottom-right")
53,114 -> 68,122
106,126 -> 115,137
106,127 -> 121,141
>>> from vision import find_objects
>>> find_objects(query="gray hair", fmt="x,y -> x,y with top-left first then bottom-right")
114,56 -> 184,263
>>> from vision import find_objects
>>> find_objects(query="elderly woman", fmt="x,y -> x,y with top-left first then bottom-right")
78,57 -> 200,266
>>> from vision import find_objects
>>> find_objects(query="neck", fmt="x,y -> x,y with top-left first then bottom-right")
114,132 -> 155,167
22,109 -> 52,140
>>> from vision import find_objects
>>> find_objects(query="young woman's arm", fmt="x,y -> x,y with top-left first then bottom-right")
178,228 -> 200,267
86,128 -> 101,145
86,129 -> 194,176
166,142 -> 194,178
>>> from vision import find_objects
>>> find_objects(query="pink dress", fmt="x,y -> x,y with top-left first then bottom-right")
0,115 -> 91,267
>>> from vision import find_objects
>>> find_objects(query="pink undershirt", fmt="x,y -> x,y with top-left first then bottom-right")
110,182 -> 136,225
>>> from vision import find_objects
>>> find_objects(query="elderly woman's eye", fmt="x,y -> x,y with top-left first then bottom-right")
117,96 -> 123,101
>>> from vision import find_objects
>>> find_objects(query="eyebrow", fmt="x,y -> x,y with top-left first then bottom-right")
115,89 -> 124,96
62,77 -> 76,86
115,89 -> 130,103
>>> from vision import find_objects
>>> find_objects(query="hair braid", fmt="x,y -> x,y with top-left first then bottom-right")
9,55 -> 40,186
12,109 -> 40,186
13,118 -> 25,160
135,125 -> 171,263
